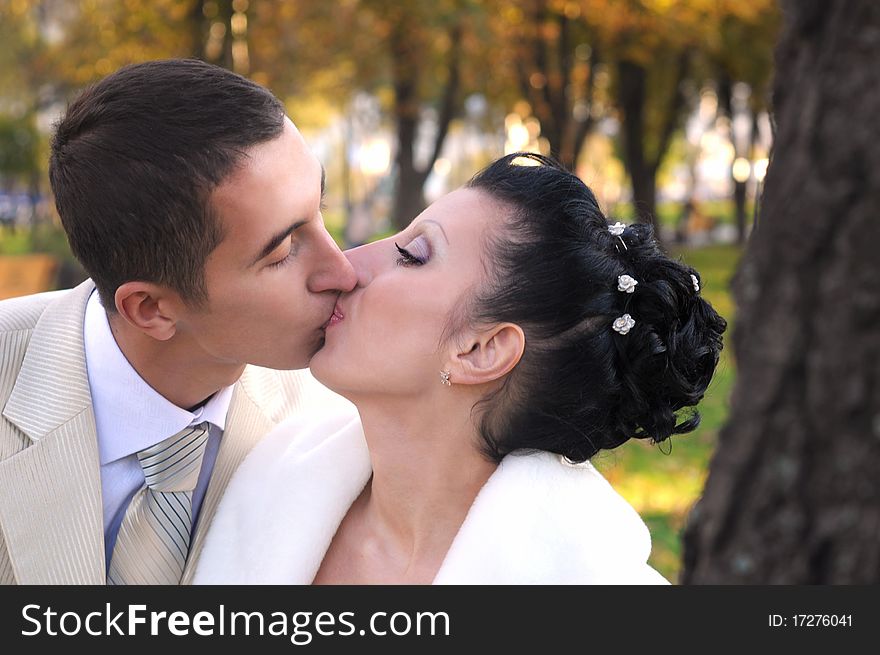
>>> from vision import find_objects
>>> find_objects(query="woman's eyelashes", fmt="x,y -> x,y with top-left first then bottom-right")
394,238 -> 430,267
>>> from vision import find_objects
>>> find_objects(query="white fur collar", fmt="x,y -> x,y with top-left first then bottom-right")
194,409 -> 668,585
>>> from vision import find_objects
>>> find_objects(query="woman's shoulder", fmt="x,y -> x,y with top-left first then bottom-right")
435,450 -> 669,585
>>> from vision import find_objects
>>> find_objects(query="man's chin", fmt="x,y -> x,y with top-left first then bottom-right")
254,348 -> 316,372
288,337 -> 327,370
246,331 -> 328,371
252,359 -> 309,372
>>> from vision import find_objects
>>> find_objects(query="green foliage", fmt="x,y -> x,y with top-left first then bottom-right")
0,115 -> 39,177
322,208 -> 348,247
0,227 -> 32,255
0,224 -> 74,259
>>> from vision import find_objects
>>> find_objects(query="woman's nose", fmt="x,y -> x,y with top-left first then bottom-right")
343,240 -> 383,287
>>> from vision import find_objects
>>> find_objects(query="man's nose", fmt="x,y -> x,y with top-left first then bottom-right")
308,229 -> 358,294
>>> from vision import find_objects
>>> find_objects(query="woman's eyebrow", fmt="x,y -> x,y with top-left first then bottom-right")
418,219 -> 450,245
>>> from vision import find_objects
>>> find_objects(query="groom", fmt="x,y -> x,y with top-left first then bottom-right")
0,59 -> 356,584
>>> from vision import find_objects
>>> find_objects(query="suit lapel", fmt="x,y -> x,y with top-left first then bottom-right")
0,280 -> 105,584
181,368 -> 276,583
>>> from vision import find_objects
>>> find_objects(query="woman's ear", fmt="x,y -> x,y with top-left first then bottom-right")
451,323 -> 525,386
114,282 -> 181,341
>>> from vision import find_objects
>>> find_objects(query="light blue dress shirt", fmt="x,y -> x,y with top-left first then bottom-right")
82,291 -> 234,568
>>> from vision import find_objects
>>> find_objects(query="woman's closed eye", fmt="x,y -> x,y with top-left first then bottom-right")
395,237 -> 430,267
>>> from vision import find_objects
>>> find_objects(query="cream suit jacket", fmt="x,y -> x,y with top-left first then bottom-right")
0,279 -> 330,584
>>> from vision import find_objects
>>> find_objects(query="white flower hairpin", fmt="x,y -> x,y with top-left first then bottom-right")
608,222 -> 628,251
612,313 -> 636,335
691,274 -> 700,293
617,274 -> 638,294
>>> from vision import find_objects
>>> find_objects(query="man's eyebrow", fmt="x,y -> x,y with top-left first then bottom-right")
251,220 -> 305,267
251,167 -> 325,267
420,219 -> 450,244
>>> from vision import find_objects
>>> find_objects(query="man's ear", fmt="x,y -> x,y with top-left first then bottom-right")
114,282 -> 181,341
451,323 -> 525,386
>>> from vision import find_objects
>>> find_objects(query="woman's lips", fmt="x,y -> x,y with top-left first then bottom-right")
327,303 -> 344,328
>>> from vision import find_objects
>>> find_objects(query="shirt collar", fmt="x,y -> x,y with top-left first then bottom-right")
83,290 -> 234,466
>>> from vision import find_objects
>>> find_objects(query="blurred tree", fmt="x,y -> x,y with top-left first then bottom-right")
0,0 -> 60,106
486,1 -> 778,233
0,0 -> 66,215
346,1 -> 483,230
384,3 -> 465,229
17,0 -> 260,87
713,2 -> 779,244
0,115 -> 40,184
488,0 -> 606,170
249,0 -> 486,230
604,0 -> 778,232
600,0 -> 716,230
682,0 -> 880,584
38,0 -> 196,87
1,0 -> 780,237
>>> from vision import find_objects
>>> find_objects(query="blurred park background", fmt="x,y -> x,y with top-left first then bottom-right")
0,0 -> 781,581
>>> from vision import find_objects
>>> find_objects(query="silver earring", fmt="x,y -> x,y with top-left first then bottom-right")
440,370 -> 452,386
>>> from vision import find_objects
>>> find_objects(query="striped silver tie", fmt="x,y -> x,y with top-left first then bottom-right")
107,422 -> 210,585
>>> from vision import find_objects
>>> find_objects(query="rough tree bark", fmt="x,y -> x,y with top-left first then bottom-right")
682,0 -> 880,584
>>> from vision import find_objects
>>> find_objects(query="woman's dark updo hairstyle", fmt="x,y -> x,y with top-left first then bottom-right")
463,152 -> 727,464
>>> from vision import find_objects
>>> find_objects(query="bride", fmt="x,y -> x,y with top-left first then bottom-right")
193,153 -> 727,584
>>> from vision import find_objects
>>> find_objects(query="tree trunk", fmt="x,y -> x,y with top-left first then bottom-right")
629,159 -> 657,229
719,74 -> 750,245
389,20 -> 461,230
682,0 -> 880,584
218,0 -> 235,71
392,148 -> 428,233
733,180 -> 747,244
391,44 -> 424,230
618,60 -> 655,224
618,55 -> 688,236
515,1 -> 596,171
189,0 -> 207,59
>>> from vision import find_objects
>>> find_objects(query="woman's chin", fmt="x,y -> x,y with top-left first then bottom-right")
308,348 -> 332,383
308,348 -> 344,391
308,362 -> 363,407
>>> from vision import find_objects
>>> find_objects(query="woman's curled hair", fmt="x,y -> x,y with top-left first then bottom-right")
463,152 -> 727,463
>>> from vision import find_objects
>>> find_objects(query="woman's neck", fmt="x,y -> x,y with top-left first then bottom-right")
351,396 -> 498,580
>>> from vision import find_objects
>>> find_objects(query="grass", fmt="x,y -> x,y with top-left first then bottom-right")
592,243 -> 742,583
